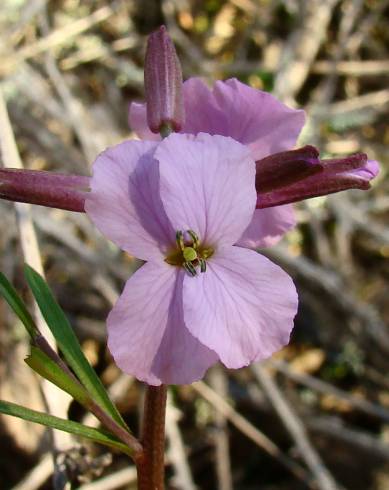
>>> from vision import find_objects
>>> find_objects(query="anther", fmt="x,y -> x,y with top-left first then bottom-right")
187,229 -> 200,249
184,262 -> 197,277
199,258 -> 206,273
176,230 -> 185,251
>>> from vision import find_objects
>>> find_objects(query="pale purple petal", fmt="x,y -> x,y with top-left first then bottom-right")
157,133 -> 256,246
151,270 -> 218,384
185,78 -> 306,160
85,140 -> 175,261
338,158 -> 379,181
129,77 -> 306,160
317,154 -> 379,184
236,205 -> 296,249
183,246 -> 298,368
366,159 -> 380,178
129,102 -> 161,141
107,262 -> 217,385
108,262 -> 175,385
180,78 -> 226,136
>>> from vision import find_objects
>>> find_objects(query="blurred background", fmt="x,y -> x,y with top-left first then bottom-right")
0,0 -> 388,489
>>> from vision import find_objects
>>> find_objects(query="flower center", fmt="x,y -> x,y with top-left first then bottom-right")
165,229 -> 213,276
183,246 -> 197,262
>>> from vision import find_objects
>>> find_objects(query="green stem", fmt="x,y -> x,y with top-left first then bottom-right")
136,385 -> 168,490
159,123 -> 173,139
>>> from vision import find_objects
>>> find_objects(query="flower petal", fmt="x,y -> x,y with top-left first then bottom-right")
180,78 -> 225,135
366,159 -> 380,178
129,78 -> 306,160
236,205 -> 296,249
85,140 -> 175,261
151,272 -> 218,385
219,78 -> 305,152
129,102 -> 159,140
183,246 -> 298,368
321,156 -> 379,182
183,78 -> 306,160
107,262 -> 217,385
157,133 -> 256,246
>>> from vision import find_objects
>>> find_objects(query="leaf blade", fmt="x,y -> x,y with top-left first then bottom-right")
0,271 -> 37,338
24,264 -> 128,430
0,400 -> 133,456
25,346 -> 91,406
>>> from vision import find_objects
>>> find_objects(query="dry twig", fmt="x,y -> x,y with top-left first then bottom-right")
166,392 -> 197,490
192,381 -> 312,487
209,367 -> 233,490
253,363 -> 340,490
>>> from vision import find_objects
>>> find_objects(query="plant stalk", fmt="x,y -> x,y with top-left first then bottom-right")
136,384 -> 168,489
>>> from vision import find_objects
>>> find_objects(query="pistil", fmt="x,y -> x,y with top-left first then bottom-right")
165,230 -> 212,276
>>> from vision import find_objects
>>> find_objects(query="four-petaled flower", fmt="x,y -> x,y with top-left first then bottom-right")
0,25 -> 380,388
85,133 -> 298,385
0,53 -> 379,387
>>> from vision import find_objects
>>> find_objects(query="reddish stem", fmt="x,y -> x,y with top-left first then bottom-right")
136,385 -> 167,490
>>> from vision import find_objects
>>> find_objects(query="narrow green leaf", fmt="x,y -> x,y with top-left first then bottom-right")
26,347 -> 91,406
0,400 -> 133,456
0,271 -> 37,338
24,265 -> 128,430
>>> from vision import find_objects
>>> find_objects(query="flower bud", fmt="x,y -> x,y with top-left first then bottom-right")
144,26 -> 185,134
256,145 -> 322,193
256,151 -> 379,209
0,168 -> 89,212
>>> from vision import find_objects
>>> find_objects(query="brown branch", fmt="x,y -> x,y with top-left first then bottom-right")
136,385 -> 168,490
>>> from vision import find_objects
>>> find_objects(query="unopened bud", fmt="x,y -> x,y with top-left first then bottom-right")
144,26 -> 185,134
0,168 -> 89,212
256,145 -> 322,193
256,151 -> 379,209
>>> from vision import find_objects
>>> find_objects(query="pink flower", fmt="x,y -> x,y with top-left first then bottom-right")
85,133 -> 298,385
